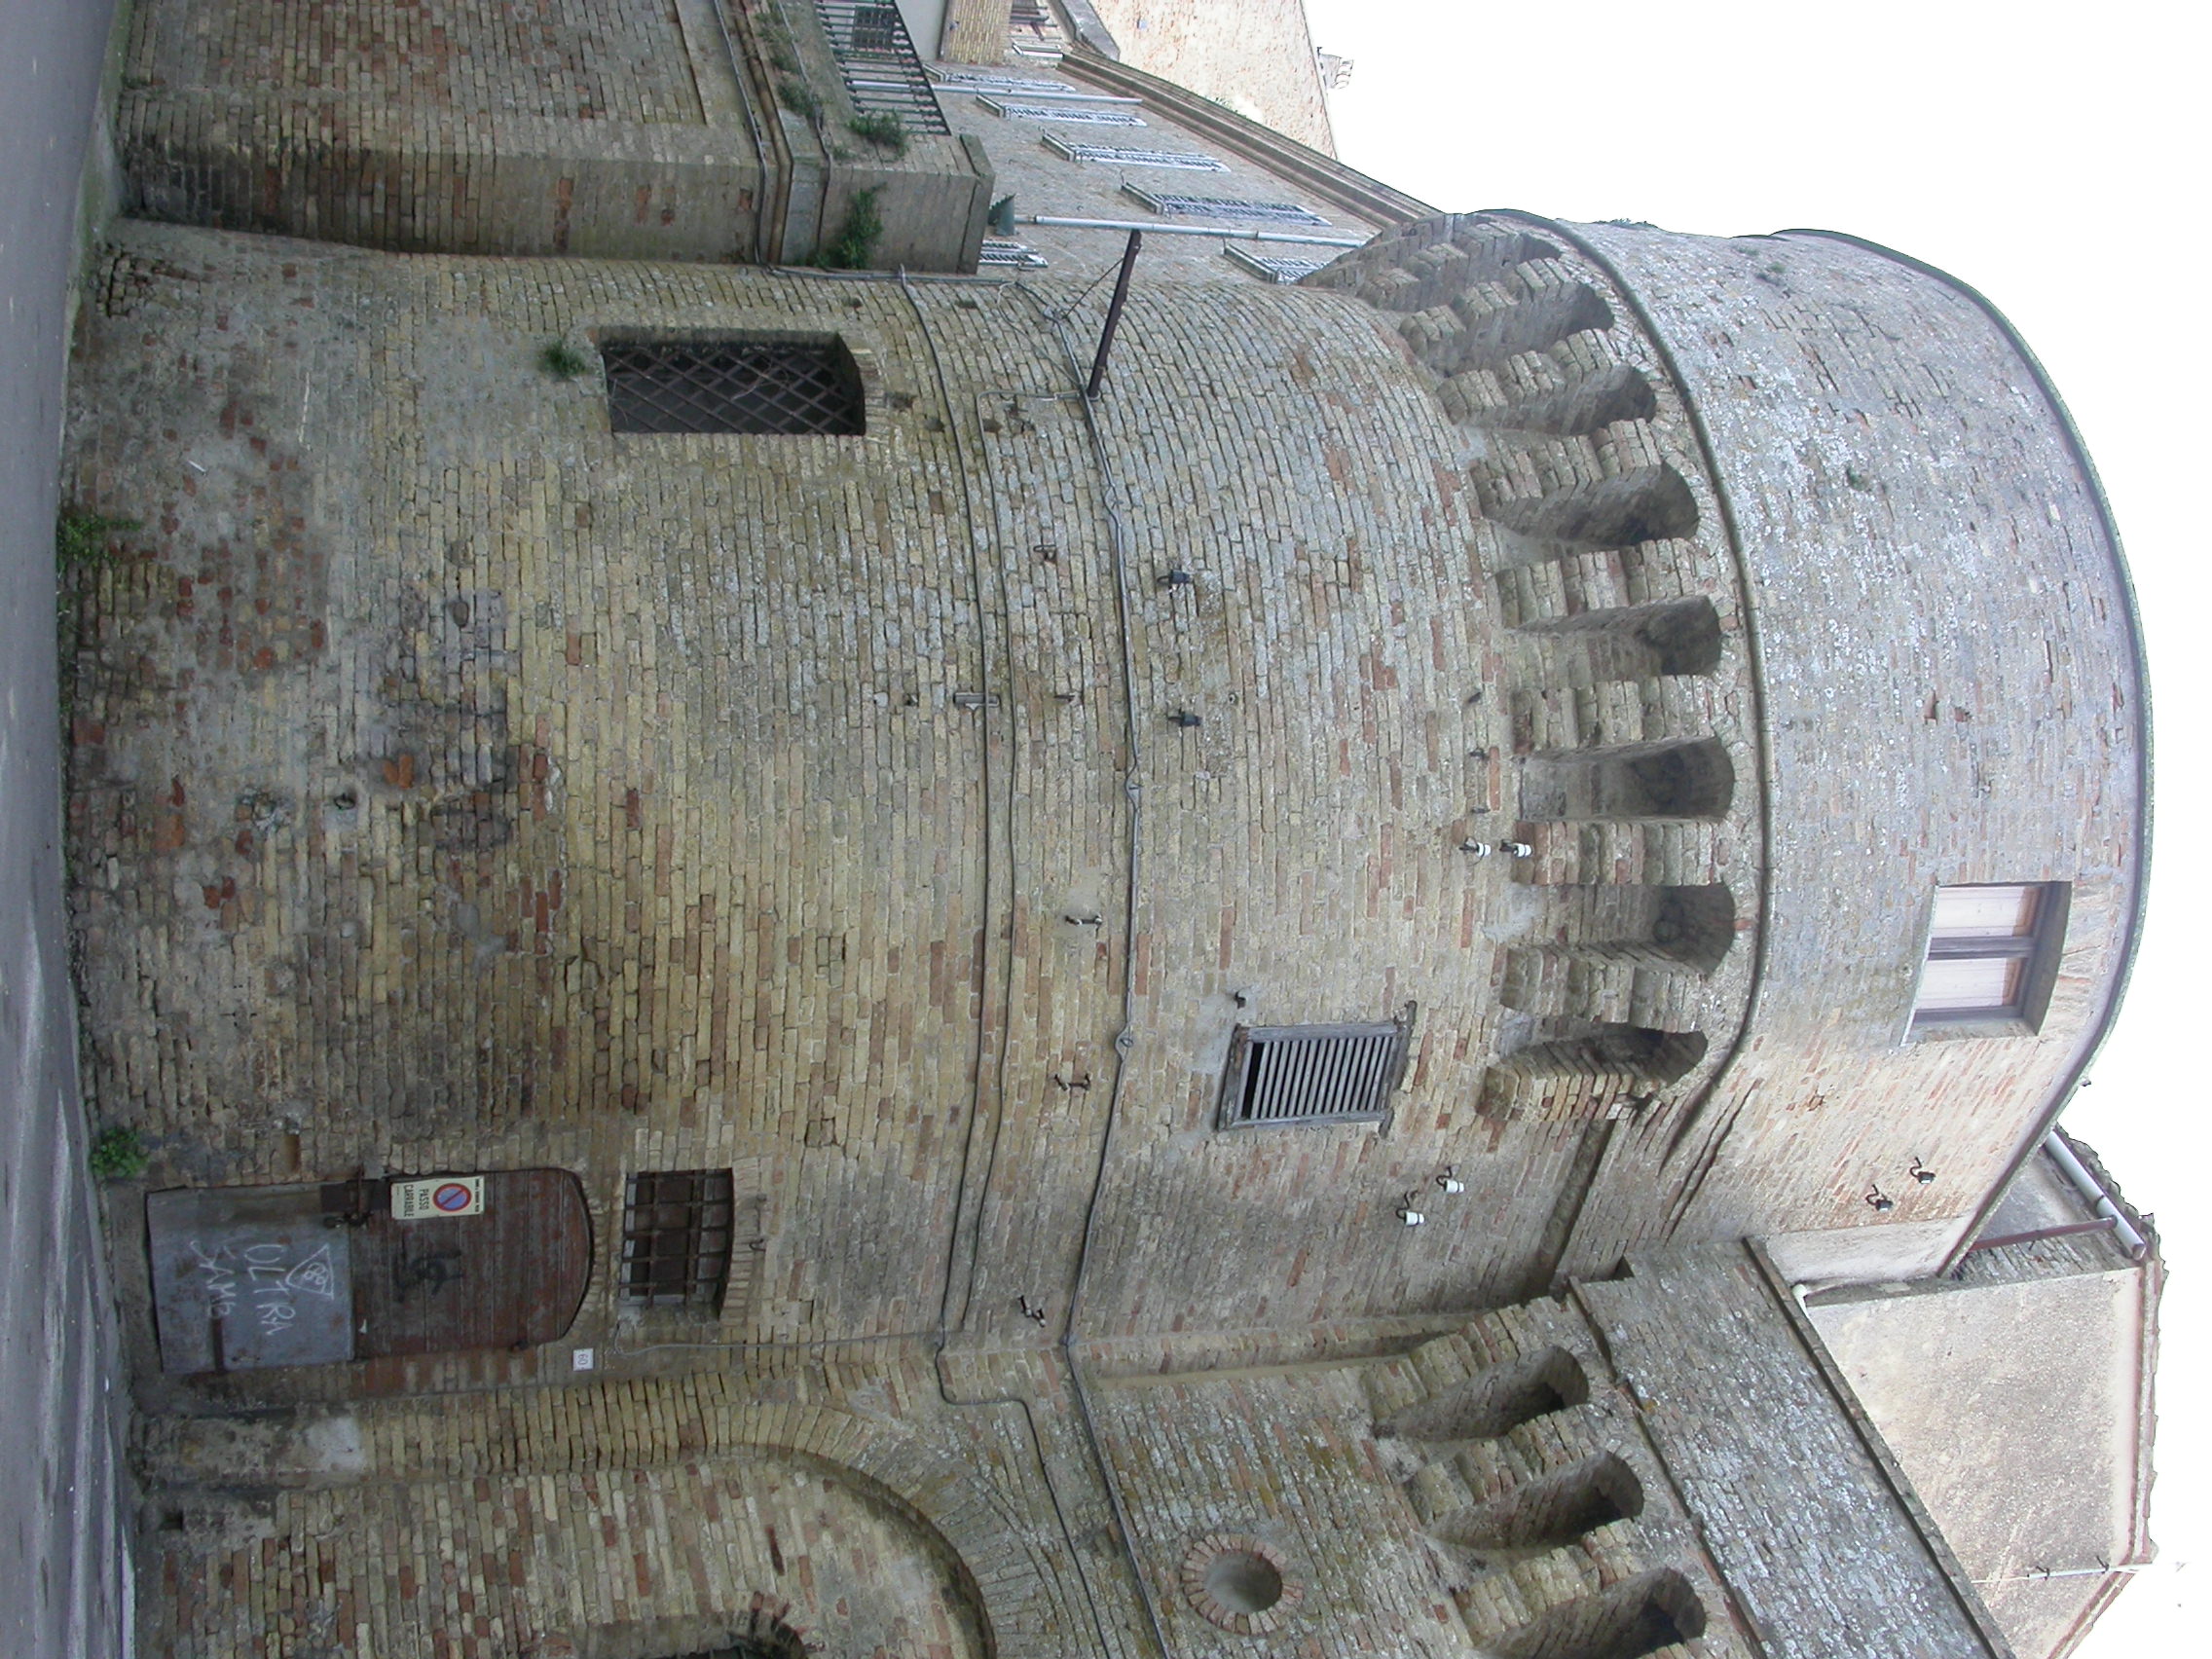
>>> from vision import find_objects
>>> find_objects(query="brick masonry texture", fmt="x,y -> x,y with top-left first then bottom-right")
1567,221 -> 2142,1275
1577,1247 -> 2007,1656
67,207 -> 2142,1353
62,191 -> 2142,1653
134,1346 -> 1105,1657
124,1246 -> 2000,1658
118,0 -> 762,261
112,0 -> 995,271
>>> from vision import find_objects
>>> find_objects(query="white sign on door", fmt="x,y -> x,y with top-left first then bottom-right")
390,1175 -> 487,1221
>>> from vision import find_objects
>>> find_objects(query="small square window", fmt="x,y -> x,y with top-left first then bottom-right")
602,336 -> 866,435
1912,883 -> 2068,1033
1218,1022 -> 1407,1128
620,1169 -> 737,1311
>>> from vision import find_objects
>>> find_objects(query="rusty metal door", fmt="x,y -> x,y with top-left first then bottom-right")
148,1170 -> 593,1375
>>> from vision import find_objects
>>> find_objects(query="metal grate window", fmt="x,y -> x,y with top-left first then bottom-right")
1122,186 -> 1330,226
1043,134 -> 1226,170
981,97 -> 1148,127
930,70 -> 1073,95
1224,246 -> 1328,283
814,0 -> 951,133
621,1169 -> 737,1310
1218,1023 -> 1407,1129
979,239 -> 1050,269
602,337 -> 866,436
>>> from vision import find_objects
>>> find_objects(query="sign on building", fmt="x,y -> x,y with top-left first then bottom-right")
391,1175 -> 487,1221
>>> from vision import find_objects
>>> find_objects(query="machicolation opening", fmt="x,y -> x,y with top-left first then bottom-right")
1499,1026 -> 1708,1088
1315,226 -> 1560,313
1649,884 -> 1736,973
1516,884 -> 1736,975
1482,364 -> 1659,437
1489,1568 -> 1706,1659
1517,597 -> 1724,682
1433,1452 -> 1645,1553
645,1606 -> 810,1659
1521,737 -> 1734,823
1377,1346 -> 1589,1442
1433,284 -> 1616,376
1487,465 -> 1700,568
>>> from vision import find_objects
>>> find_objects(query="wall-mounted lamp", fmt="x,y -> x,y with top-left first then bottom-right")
1909,1157 -> 1936,1185
1395,1191 -> 1426,1227
1435,1165 -> 1464,1195
1460,840 -> 1493,857
1864,1185 -> 1896,1213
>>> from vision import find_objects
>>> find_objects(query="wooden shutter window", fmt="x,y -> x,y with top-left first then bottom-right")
1913,883 -> 2065,1030
1219,1023 -> 1407,1128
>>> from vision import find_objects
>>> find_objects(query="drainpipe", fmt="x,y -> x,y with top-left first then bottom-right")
2041,1131 -> 2148,1257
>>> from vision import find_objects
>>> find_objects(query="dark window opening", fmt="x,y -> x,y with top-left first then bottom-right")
1218,1022 -> 1407,1128
603,336 -> 866,436
621,1169 -> 738,1312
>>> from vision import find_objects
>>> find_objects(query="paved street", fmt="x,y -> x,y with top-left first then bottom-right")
0,2 -> 131,1656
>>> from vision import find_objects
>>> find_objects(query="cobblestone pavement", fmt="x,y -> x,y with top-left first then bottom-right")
0,1 -> 131,1655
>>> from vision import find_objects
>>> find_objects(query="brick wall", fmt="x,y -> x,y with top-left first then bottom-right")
1565,221 -> 2144,1278
68,209 -> 2141,1387
113,0 -> 996,270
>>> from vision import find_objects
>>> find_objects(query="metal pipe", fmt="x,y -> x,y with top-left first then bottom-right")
2042,1130 -> 2149,1256
1016,213 -> 1368,247
1085,230 -> 1140,398
1964,1216 -> 2117,1255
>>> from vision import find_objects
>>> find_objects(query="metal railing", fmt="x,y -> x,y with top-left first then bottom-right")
813,1 -> 951,134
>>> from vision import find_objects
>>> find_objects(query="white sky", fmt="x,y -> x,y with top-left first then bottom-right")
1300,0 -> 2208,1648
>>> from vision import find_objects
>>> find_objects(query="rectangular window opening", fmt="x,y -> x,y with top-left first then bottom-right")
1912,882 -> 2068,1033
979,97 -> 1149,127
621,1169 -> 737,1312
1041,134 -> 1227,170
979,239 -> 1050,269
1224,245 -> 1328,284
1218,1022 -> 1406,1129
1121,185 -> 1330,226
603,336 -> 866,436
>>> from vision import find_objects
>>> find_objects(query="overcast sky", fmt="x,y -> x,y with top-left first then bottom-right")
1300,1 -> 2207,1647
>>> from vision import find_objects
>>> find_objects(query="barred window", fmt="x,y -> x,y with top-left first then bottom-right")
603,336 -> 866,436
1218,1023 -> 1407,1128
1122,186 -> 1329,226
621,1169 -> 737,1311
